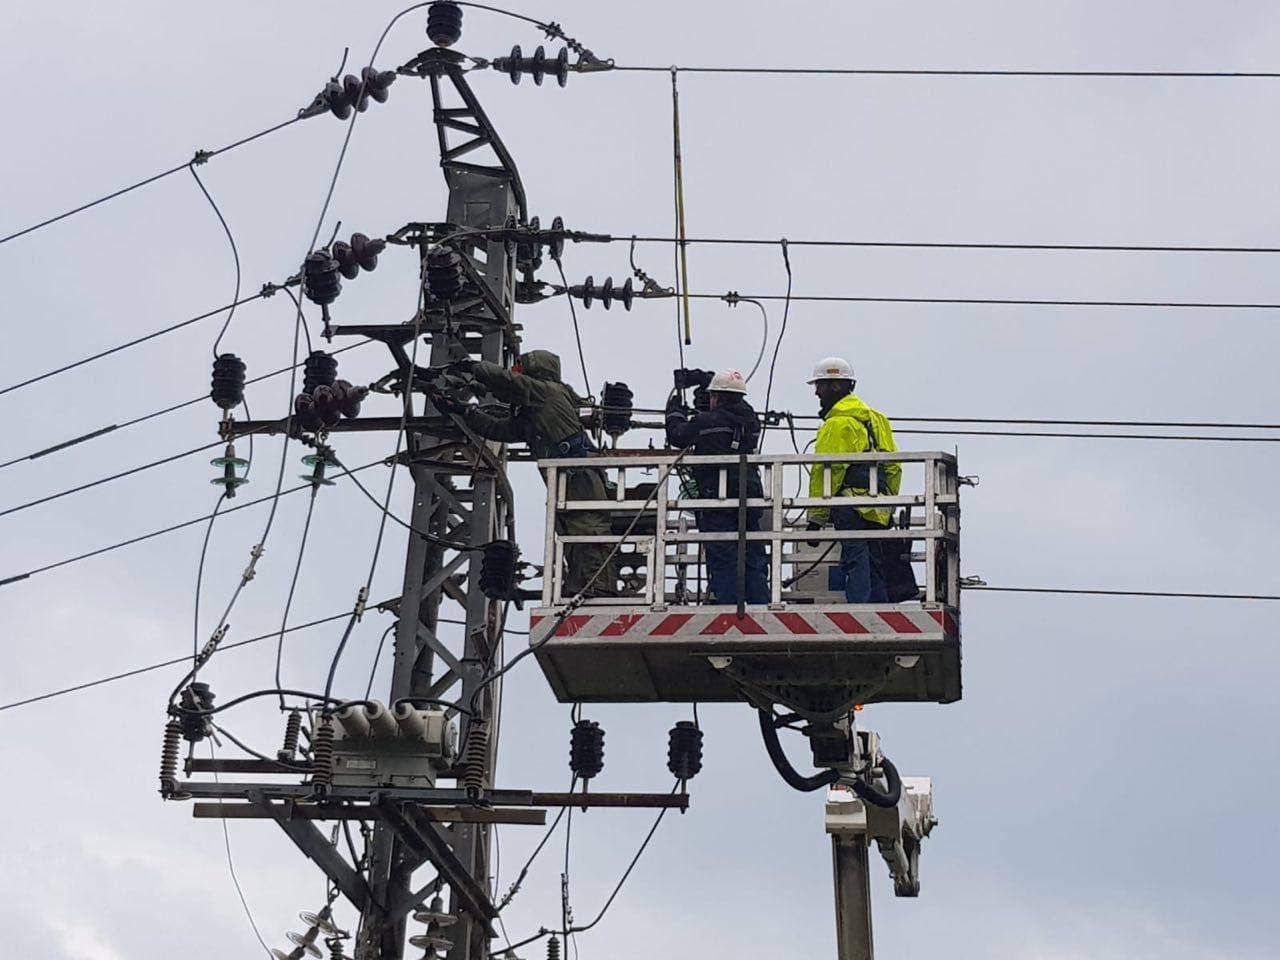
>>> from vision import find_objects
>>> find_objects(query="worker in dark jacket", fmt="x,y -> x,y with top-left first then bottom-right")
665,368 -> 770,605
453,350 -> 616,599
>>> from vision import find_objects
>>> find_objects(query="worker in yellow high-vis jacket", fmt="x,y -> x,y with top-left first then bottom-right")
804,357 -> 901,603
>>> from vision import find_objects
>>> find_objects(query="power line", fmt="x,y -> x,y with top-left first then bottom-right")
626,235 -> 1280,255
966,584 -> 1280,600
792,425 -> 1280,443
0,115 -> 303,247
0,458 -> 385,589
614,65 -> 1280,78
684,291 -> 1280,311
0,340 -> 369,473
0,438 -> 226,520
0,288 -> 274,399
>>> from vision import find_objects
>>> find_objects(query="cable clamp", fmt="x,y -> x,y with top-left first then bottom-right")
190,148 -> 212,166
241,543 -> 265,584
354,585 -> 369,621
195,624 -> 230,671
960,575 -> 987,588
959,475 -> 980,487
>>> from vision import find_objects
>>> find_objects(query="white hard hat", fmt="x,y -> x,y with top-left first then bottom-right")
807,356 -> 855,384
708,368 -> 748,394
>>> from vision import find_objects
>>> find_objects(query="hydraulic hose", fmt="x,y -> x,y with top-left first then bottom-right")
757,709 -> 839,792
851,755 -> 902,809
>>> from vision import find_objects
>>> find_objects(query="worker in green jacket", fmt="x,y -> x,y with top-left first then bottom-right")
804,357 -> 900,603
451,350 -> 617,600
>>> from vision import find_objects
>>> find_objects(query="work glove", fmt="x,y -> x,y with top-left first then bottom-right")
448,357 -> 476,375
805,520 -> 823,548
432,393 -> 463,416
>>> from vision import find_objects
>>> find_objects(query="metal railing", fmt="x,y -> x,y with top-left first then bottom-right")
538,451 -> 961,609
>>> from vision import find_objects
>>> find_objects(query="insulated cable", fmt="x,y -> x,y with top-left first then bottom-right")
553,256 -> 592,397
504,782 -> 679,953
187,164 -> 243,358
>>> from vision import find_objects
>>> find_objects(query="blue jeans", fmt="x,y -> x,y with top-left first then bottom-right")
699,508 -> 770,604
831,507 -> 887,603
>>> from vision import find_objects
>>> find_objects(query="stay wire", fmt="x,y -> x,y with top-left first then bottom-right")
187,164 -> 242,358
0,115 -> 304,248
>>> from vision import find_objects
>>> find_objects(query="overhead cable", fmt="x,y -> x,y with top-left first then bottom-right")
0,288 -> 275,400
0,459 -> 385,588
684,291 -> 1280,311
614,65 -> 1280,78
966,584 -> 1280,600
0,340 -> 368,473
0,116 -> 303,248
0,607 -> 525,714
626,235 -> 1280,255
0,439 -> 227,520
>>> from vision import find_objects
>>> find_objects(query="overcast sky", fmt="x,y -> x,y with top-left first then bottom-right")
3,1 -> 1279,958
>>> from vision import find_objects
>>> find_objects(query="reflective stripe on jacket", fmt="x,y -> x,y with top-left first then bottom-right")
808,393 -> 900,526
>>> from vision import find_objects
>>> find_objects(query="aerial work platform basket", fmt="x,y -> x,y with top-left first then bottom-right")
529,450 -> 963,716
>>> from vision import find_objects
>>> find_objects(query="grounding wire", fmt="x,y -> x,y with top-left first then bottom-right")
0,115 -> 304,248
187,163 -> 243,359
209,740 -> 274,958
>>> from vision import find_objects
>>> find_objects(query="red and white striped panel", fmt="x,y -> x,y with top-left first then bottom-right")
529,606 -> 959,642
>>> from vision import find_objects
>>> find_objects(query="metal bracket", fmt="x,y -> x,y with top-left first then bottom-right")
248,790 -> 370,911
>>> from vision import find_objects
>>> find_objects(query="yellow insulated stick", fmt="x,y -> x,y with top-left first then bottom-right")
671,68 -> 693,345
